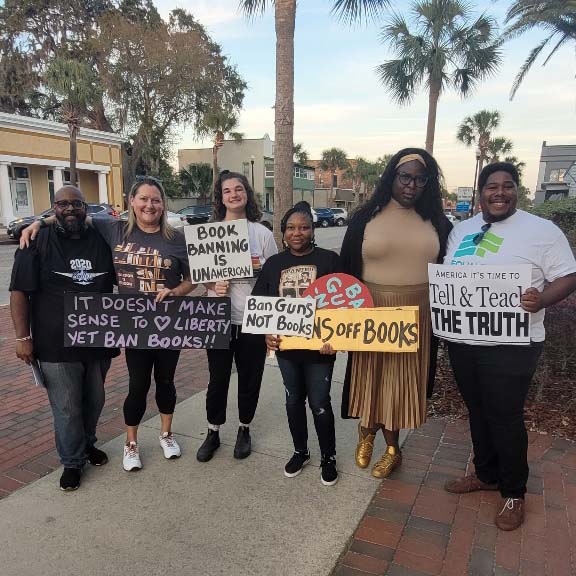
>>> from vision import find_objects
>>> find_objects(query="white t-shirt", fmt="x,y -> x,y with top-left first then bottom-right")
445,210 -> 576,342
208,221 -> 278,325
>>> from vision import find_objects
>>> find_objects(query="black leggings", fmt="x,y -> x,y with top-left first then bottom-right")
123,348 -> 181,426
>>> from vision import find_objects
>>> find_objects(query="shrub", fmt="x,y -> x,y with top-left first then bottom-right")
532,197 -> 576,247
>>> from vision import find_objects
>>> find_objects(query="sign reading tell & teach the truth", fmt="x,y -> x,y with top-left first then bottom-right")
184,219 -> 253,283
428,264 -> 532,344
242,296 -> 316,337
64,294 -> 231,350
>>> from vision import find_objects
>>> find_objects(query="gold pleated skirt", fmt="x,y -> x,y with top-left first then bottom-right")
349,282 -> 430,430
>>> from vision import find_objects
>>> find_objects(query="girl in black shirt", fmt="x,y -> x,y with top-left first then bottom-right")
253,202 -> 340,486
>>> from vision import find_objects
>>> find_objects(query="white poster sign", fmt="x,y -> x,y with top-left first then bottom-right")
242,296 -> 317,337
428,264 -> 532,344
185,219 -> 253,283
457,187 -> 473,201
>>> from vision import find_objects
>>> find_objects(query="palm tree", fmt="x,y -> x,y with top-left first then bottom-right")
377,0 -> 501,153
293,143 -> 309,165
486,136 -> 514,163
199,111 -> 244,194
505,1 -> 576,99
456,109 -> 501,213
504,155 -> 526,180
45,57 -> 102,186
239,0 -> 390,243
180,163 -> 214,205
320,148 -> 349,207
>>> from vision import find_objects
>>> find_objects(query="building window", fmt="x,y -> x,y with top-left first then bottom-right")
332,174 -> 338,188
242,162 -> 250,178
306,169 -> 314,180
265,163 -> 274,178
48,169 -> 55,204
13,166 -> 29,180
549,169 -> 566,183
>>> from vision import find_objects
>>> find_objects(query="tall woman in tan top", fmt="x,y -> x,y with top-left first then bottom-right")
340,148 -> 452,479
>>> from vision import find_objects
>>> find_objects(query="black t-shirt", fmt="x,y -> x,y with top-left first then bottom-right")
92,219 -> 190,294
10,227 -> 119,362
253,247 -> 341,364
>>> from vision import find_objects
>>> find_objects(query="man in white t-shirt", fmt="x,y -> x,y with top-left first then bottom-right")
442,162 -> 576,532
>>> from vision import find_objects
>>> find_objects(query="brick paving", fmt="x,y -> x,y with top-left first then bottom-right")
333,418 -> 576,576
0,304 -> 209,498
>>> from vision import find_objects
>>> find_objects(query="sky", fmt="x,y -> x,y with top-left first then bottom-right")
160,0 -> 576,194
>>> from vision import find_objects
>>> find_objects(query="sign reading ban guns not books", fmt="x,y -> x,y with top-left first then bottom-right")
64,294 -> 231,350
428,264 -> 532,344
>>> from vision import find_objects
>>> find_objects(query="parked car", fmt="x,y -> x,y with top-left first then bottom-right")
312,208 -> 336,228
119,210 -> 187,229
330,207 -> 349,226
7,203 -> 119,241
260,209 -> 273,230
178,205 -> 212,225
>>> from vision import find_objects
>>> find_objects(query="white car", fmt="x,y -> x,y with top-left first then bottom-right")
330,207 -> 348,226
119,210 -> 187,229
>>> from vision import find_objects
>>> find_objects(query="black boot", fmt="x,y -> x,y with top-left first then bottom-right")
196,429 -> 220,462
234,426 -> 251,460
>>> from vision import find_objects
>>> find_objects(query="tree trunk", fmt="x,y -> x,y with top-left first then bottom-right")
212,144 -> 219,201
273,0 -> 296,247
425,79 -> 441,154
69,123 -> 78,187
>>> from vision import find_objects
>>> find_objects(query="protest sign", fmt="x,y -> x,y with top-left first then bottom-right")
279,307 -> 419,353
428,264 -> 532,344
64,294 -> 231,350
242,296 -> 316,337
302,273 -> 374,309
184,219 -> 253,282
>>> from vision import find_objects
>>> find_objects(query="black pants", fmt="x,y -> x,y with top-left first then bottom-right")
277,356 -> 336,458
205,326 -> 267,426
123,349 -> 181,426
448,342 -> 543,498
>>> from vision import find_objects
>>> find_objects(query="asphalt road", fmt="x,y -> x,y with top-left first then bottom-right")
0,226 -> 347,306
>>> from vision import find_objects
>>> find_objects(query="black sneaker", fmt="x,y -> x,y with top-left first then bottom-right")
87,446 -> 109,466
59,468 -> 81,491
284,450 -> 310,478
234,426 -> 251,460
321,456 -> 338,486
196,429 -> 220,462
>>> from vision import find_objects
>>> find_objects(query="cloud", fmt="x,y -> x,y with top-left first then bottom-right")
158,0 -> 241,26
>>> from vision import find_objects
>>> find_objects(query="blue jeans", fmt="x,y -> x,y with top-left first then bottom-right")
40,359 -> 111,469
276,356 -> 336,458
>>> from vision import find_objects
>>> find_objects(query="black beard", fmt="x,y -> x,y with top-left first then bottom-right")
56,213 -> 86,234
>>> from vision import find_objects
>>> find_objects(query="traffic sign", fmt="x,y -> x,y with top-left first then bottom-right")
456,201 -> 470,212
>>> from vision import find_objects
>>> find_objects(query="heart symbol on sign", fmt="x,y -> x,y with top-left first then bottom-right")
154,316 -> 171,332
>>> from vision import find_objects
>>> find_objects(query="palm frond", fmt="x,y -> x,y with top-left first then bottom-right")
331,0 -> 391,25
542,33 -> 571,65
238,0 -> 269,19
510,36 -> 551,99
376,58 -> 421,104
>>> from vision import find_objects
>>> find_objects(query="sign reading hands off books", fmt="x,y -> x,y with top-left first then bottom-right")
428,264 -> 532,344
184,219 -> 253,283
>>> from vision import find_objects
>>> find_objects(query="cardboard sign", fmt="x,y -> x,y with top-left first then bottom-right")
184,219 -> 253,282
279,307 -> 419,352
428,264 -> 532,344
242,296 -> 316,337
64,294 -> 231,350
302,273 -> 374,309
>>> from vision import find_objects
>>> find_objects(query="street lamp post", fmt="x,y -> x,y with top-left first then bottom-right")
250,155 -> 255,190
469,147 -> 482,217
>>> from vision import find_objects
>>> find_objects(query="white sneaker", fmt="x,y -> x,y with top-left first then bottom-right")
123,442 -> 142,471
159,432 -> 181,459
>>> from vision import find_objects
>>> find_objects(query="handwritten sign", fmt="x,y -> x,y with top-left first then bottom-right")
184,219 -> 253,283
428,264 -> 532,344
242,296 -> 316,337
64,294 -> 231,350
302,273 -> 374,309
280,307 -> 419,352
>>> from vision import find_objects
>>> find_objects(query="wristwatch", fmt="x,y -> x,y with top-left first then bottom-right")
38,218 -> 48,228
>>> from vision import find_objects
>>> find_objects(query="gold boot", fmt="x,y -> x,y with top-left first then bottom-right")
372,445 -> 402,479
355,423 -> 376,469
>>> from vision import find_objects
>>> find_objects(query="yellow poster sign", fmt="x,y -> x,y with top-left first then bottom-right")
279,307 -> 419,353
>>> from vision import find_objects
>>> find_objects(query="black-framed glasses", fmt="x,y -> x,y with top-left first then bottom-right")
397,172 -> 429,188
53,199 -> 86,209
473,223 -> 492,245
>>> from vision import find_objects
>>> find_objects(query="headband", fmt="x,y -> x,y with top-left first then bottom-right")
395,154 -> 426,169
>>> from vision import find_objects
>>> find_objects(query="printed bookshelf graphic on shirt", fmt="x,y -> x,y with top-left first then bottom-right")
428,264 -> 532,344
54,258 -> 108,286
279,265 -> 316,298
185,219 -> 253,282
112,241 -> 171,293
452,230 -> 504,259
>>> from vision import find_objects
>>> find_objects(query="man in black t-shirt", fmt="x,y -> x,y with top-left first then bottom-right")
10,186 -> 118,492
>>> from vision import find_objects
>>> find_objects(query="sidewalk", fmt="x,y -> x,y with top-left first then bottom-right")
1,301 -> 575,575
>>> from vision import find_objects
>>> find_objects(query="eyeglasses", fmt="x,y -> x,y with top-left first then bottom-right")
54,200 -> 85,209
397,172 -> 429,188
473,223 -> 492,245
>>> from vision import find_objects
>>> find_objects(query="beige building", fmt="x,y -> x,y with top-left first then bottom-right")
0,112 -> 124,226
